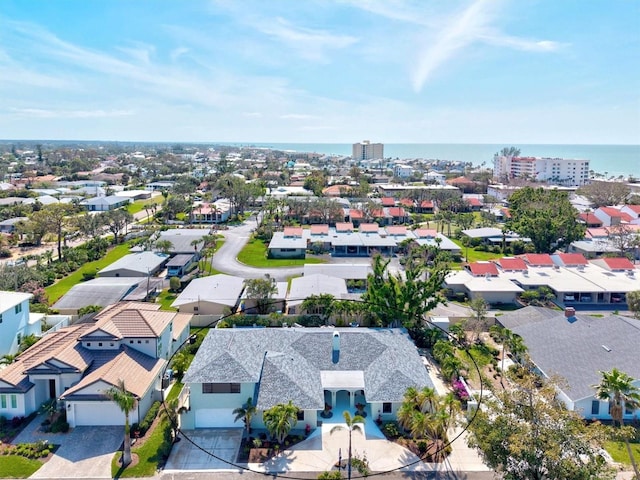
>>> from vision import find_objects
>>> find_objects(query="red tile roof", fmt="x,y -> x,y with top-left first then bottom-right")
556,253 -> 588,266
388,207 -> 406,217
349,209 -> 364,219
310,224 -> 329,234
579,213 -> 603,225
381,197 -> 395,206
523,253 -> 554,266
415,228 -> 437,238
500,207 -> 511,218
336,222 -> 354,232
386,226 -> 407,235
420,200 -> 434,208
601,257 -> 635,270
466,198 -> 483,206
468,262 -> 499,276
498,257 -> 528,271
322,184 -> 349,196
598,206 -> 633,222
283,227 -> 303,237
625,205 -> 640,214
399,198 -> 414,207
359,223 -> 379,232
447,176 -> 475,185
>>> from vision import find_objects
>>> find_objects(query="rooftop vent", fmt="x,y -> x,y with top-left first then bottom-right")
601,345 -> 611,352
564,306 -> 576,318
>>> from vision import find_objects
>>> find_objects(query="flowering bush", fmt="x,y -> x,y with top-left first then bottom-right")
451,379 -> 470,401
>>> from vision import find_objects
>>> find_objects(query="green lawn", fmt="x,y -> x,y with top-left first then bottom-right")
237,238 -> 325,267
112,418 -> 172,478
126,196 -> 163,215
157,289 -> 178,311
0,456 -> 43,478
605,440 -> 640,467
45,242 -> 133,304
165,382 -> 183,403
451,239 -> 504,262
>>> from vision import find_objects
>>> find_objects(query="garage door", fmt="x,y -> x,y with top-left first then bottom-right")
74,402 -> 126,426
195,408 -> 238,428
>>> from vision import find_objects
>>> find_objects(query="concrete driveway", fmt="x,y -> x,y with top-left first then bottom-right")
11,414 -> 121,478
164,428 -> 243,472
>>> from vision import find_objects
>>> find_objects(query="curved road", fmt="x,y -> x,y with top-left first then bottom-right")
211,216 -> 304,281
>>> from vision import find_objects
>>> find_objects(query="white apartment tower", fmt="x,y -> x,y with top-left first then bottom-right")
352,140 -> 384,161
493,156 -> 590,186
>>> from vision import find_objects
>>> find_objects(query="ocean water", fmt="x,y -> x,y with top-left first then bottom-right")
229,143 -> 640,177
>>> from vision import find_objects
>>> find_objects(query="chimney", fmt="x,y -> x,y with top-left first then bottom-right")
564,307 -> 576,323
332,331 -> 340,364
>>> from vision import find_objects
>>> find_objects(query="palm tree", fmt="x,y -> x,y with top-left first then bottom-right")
330,411 -> 365,480
593,369 -> 640,477
154,239 -> 173,255
104,380 -> 137,467
233,397 -> 257,436
263,400 -> 299,445
0,354 -> 17,365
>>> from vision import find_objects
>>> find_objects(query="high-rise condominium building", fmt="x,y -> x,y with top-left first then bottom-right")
493,156 -> 590,186
352,140 -> 384,161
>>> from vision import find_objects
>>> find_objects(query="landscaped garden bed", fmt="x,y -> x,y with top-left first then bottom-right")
380,422 -> 451,463
236,433 -> 308,463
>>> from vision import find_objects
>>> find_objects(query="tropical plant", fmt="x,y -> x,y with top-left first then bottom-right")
263,400 -> 300,445
593,369 -> 640,477
330,411 -> 365,480
103,379 -> 137,467
233,397 -> 257,436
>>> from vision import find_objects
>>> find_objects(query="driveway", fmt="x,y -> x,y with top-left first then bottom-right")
164,428 -> 243,472
11,413 -> 121,479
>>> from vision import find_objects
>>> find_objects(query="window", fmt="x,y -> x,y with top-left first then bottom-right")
0,313 -> 3,323
0,395 -> 5,408
297,410 -> 304,421
193,306 -> 199,313
591,400 -> 599,415
86,342 -> 91,347
98,343 -> 103,347
202,383 -> 241,394
15,303 -> 22,314
129,340 -> 134,344
10,395 -> 17,409
383,402 -> 392,413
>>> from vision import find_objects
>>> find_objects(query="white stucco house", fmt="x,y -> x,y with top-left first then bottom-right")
171,274 -> 245,319
179,327 -> 433,431
0,302 -> 191,426
0,291 -> 39,357
497,306 -> 640,421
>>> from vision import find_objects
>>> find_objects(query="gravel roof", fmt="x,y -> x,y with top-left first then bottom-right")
184,328 -> 432,409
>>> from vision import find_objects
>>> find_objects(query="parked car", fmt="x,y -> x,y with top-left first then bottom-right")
563,295 -> 575,302
611,294 -> 625,303
580,295 -> 592,302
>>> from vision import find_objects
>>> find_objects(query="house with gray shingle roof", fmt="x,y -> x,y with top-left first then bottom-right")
497,306 -> 640,421
180,327 -> 433,431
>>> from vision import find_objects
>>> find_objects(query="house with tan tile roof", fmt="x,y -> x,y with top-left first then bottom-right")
0,302 -> 190,427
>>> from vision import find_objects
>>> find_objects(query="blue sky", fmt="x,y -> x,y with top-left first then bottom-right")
0,0 -> 638,144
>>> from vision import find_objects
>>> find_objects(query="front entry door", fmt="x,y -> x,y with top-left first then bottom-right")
48,379 -> 56,399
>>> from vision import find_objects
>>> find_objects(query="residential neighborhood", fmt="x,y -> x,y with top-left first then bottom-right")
0,141 -> 638,480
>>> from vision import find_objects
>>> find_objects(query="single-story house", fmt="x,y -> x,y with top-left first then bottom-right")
98,252 -> 169,278
80,196 -> 131,212
52,277 -> 146,315
0,302 -> 191,426
241,281 -> 288,314
287,274 -> 348,314
179,327 -> 434,430
0,217 -> 28,233
115,190 -> 153,201
268,228 -> 307,259
156,229 -> 206,258
166,254 -> 196,278
303,263 -> 372,282
145,181 -> 175,191
497,306 -> 640,421
171,274 -> 245,318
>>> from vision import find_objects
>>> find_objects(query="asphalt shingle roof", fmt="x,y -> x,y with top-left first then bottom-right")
184,328 -> 433,409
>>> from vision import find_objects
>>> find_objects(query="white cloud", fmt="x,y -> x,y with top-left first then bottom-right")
10,108 -> 134,118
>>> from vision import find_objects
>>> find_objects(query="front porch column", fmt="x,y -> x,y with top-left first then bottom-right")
349,390 -> 355,409
331,391 -> 337,407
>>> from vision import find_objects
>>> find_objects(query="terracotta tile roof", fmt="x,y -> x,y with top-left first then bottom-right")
359,223 -> 379,232
349,209 -> 364,219
600,257 -> 635,270
61,347 -> 165,399
414,228 -> 437,238
598,207 -> 633,222
446,176 -> 475,185
500,207 -> 511,218
371,208 -> 386,217
468,262 -> 499,276
625,205 -> 640,214
399,198 -> 414,207
172,313 -> 192,342
381,197 -> 395,206
388,207 -> 406,217
84,302 -> 174,340
322,184 -> 349,196
498,257 -> 528,271
386,226 -> 407,235
579,213 -> 602,225
283,227 -> 303,237
466,198 -> 483,206
310,224 -> 329,234
586,227 -> 608,238
523,253 -> 554,266
0,324 -> 93,390
556,253 -> 588,266
335,222 -> 354,232
420,200 -> 434,208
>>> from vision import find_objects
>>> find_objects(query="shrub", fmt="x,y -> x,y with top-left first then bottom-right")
318,471 -> 343,480
382,422 -> 399,438
82,270 -> 98,281
169,276 -> 181,292
417,440 -> 428,454
139,401 -> 161,435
